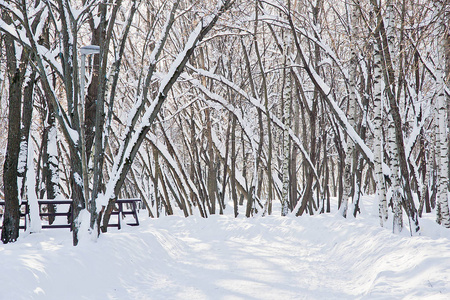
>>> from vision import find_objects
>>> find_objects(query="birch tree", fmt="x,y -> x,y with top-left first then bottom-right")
281,43 -> 291,217
373,37 -> 388,226
371,0 -> 420,233
436,0 -> 450,227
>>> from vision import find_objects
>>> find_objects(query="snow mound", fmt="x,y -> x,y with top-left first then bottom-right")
1,196 -> 450,299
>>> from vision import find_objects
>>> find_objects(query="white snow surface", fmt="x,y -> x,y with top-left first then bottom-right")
1,196 -> 450,300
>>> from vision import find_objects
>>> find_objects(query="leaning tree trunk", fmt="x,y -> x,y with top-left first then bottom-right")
385,0 -> 403,233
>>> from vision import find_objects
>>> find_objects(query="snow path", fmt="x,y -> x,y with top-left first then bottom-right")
1,197 -> 450,299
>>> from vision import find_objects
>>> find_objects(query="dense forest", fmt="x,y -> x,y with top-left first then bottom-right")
0,0 -> 449,245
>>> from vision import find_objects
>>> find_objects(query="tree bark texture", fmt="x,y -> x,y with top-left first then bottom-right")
1,24 -> 23,243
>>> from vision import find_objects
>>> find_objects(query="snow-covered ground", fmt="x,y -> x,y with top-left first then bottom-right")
1,196 -> 450,300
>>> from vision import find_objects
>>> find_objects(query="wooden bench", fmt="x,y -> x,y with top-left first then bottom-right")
0,198 -> 141,231
37,199 -> 73,229
109,198 -> 141,230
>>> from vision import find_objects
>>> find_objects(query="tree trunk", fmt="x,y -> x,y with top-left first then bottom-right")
17,68 -> 35,199
43,102 -> 60,224
253,2 -> 273,215
90,0 -> 123,233
1,31 -> 23,243
205,108 -> 217,215
436,13 -> 450,227
69,146 -> 86,246
341,0 -> 359,218
373,17 -> 387,227
231,114 -> 239,218
281,63 -> 291,216
291,90 -> 300,211
388,111 -> 403,233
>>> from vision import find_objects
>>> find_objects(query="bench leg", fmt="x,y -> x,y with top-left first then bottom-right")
118,203 -> 122,230
133,202 -> 139,226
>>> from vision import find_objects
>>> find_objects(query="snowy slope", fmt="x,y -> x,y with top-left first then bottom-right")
1,196 -> 450,300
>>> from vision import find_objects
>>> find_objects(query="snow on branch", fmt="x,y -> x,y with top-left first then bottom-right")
288,15 -> 375,166
186,65 -> 321,185
102,0 -> 233,210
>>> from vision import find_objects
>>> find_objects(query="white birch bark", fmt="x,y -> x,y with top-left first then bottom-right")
388,112 -> 403,233
434,102 -> 442,222
385,1 -> 396,68
373,40 -> 388,226
386,0 -> 403,233
280,19 -> 291,216
281,67 -> 291,217
436,21 -> 450,227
